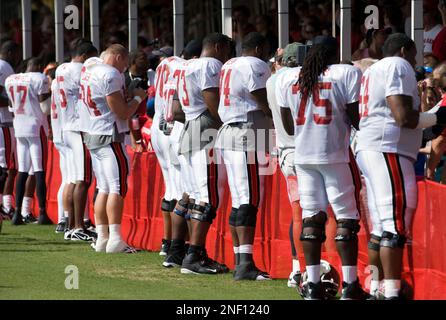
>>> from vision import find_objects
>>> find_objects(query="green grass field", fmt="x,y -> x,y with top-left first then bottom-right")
0,222 -> 299,300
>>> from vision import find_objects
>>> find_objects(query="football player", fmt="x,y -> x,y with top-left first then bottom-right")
0,41 -> 21,219
55,40 -> 98,241
279,36 -> 365,299
214,32 -> 272,281
176,33 -> 231,275
80,44 -> 146,253
5,58 -> 52,225
356,33 -> 446,299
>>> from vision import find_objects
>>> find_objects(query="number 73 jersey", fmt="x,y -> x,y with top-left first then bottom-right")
276,64 -> 361,165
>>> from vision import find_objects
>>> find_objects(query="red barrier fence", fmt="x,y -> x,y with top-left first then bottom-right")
43,142 -> 446,300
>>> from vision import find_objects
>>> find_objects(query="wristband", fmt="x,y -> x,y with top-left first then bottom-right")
133,96 -> 142,104
416,112 -> 437,129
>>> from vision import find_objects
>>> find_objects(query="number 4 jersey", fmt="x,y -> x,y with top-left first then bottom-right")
5,72 -> 50,138
276,64 -> 361,165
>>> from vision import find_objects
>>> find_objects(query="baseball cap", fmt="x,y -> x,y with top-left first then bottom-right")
152,46 -> 173,57
282,42 -> 304,65
181,40 -> 203,58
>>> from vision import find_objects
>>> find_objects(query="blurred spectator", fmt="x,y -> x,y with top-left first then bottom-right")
255,15 -> 278,57
352,28 -> 391,61
232,5 -> 256,56
424,9 -> 442,54
383,5 -> 404,33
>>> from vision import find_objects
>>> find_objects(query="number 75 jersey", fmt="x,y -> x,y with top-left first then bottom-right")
276,64 -> 361,165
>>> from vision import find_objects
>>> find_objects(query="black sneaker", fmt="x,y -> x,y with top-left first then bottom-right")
38,211 -> 53,225
233,262 -> 271,281
180,252 -> 218,275
300,281 -> 325,300
201,251 -> 230,274
159,239 -> 170,256
0,205 -> 13,220
287,271 -> 302,288
340,279 -> 368,300
71,228 -> 97,242
24,214 -> 38,224
11,210 -> 24,225
55,220 -> 66,233
163,253 -> 185,268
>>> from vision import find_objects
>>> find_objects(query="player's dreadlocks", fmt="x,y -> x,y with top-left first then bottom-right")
297,42 -> 337,98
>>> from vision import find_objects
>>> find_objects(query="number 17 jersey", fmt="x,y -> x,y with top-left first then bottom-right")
276,64 -> 361,165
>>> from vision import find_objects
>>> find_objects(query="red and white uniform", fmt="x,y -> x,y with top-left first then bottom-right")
79,58 -> 128,196
56,62 -> 92,184
176,57 -> 224,207
0,58 -> 16,170
215,56 -> 271,210
5,72 -> 49,172
152,56 -> 184,202
277,64 -> 362,220
356,56 -> 419,237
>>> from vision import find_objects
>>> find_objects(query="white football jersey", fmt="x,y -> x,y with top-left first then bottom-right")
5,72 -> 50,137
154,56 -> 184,122
55,62 -> 83,132
163,57 -> 184,122
50,79 -> 63,143
79,58 -> 127,136
356,56 -> 422,161
0,58 -> 15,124
267,67 -> 294,150
277,64 -> 361,164
424,24 -> 443,53
177,57 -> 222,121
218,56 -> 271,124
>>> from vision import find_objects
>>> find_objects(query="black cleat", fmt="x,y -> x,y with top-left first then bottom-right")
180,252 -> 218,275
288,271 -> 302,288
340,279 -> 368,300
201,251 -> 230,274
24,214 -> 38,224
71,228 -> 97,242
300,281 -> 325,300
55,220 -> 66,233
159,239 -> 170,256
163,253 -> 184,268
38,211 -> 53,225
11,210 -> 25,225
233,262 -> 271,281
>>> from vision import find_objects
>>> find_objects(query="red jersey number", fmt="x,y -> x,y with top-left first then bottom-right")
9,85 -> 27,115
80,84 -> 101,117
220,69 -> 232,107
292,82 -> 332,126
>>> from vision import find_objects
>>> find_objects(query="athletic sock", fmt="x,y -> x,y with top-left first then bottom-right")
233,246 -> 240,265
3,194 -> 12,211
15,172 -> 28,212
21,196 -> 32,218
187,244 -> 202,256
34,171 -> 47,210
95,224 -> 109,252
57,184 -> 64,223
307,264 -> 321,284
170,239 -> 185,255
342,265 -> 358,284
292,259 -> 301,273
384,279 -> 401,299
108,224 -> 122,242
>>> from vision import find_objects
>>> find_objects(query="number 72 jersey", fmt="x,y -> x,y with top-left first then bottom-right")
276,64 -> 361,165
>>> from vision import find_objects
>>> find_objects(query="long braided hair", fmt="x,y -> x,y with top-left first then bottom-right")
297,44 -> 337,98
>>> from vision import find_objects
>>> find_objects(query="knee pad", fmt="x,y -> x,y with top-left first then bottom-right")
161,198 -> 171,212
334,219 -> 360,242
368,234 -> 381,251
229,207 -> 238,227
169,199 -> 177,212
380,231 -> 406,249
173,198 -> 189,218
300,211 -> 327,242
190,203 -> 217,223
236,204 -> 258,227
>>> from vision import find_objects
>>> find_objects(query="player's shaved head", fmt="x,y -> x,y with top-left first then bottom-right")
201,33 -> 232,62
202,33 -> 230,49
103,44 -> 129,73
383,33 -> 417,67
0,41 -> 21,68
